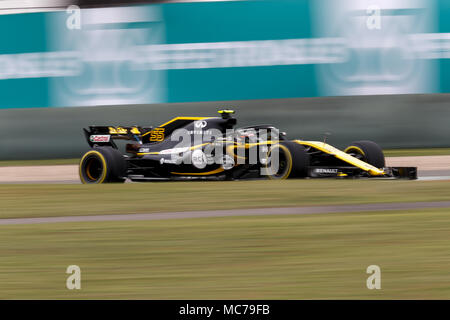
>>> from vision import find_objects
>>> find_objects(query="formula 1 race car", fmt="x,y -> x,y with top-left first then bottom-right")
79,110 -> 417,183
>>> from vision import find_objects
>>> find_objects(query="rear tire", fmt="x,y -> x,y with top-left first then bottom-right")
344,140 -> 385,168
265,142 -> 309,179
79,147 -> 126,184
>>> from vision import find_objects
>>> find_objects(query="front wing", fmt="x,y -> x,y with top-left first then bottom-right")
307,166 -> 417,179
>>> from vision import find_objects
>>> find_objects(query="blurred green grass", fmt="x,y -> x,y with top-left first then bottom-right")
384,148 -> 450,157
0,148 -> 449,167
1,180 -> 450,219
0,209 -> 449,299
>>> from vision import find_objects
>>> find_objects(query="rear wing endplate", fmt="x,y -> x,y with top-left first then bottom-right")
83,125 -> 152,148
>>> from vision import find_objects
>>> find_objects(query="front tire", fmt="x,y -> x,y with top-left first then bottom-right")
344,140 -> 385,168
265,142 -> 309,179
79,147 -> 126,184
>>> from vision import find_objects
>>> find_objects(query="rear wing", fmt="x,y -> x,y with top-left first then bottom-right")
83,125 -> 152,148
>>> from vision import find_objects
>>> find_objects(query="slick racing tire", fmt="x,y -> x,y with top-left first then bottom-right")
79,147 -> 126,184
344,140 -> 385,168
265,142 -> 309,179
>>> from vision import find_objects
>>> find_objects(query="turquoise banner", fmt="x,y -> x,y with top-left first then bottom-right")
1,0 -> 450,108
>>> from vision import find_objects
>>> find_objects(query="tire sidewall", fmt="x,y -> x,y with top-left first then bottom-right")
79,149 -> 108,183
345,140 -> 385,168
80,147 -> 126,183
266,142 -> 309,179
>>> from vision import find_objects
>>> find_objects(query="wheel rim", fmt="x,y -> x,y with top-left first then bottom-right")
83,155 -> 104,182
345,147 -> 367,162
267,146 -> 290,179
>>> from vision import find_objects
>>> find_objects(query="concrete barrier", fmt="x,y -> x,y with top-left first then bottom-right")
1,93 -> 449,160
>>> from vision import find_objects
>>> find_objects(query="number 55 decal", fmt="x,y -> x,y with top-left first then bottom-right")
149,128 -> 165,142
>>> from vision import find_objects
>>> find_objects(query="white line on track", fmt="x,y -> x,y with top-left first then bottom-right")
418,176 -> 450,181
1,201 -> 450,225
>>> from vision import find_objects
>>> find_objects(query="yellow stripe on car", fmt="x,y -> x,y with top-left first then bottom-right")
141,117 -> 213,137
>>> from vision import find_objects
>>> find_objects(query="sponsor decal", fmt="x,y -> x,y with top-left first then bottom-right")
90,135 -> 110,143
108,127 -> 127,134
194,120 -> 207,129
221,155 -> 235,170
159,147 -> 190,155
314,168 -> 339,174
191,149 -> 207,169
160,158 -> 179,165
187,130 -> 213,135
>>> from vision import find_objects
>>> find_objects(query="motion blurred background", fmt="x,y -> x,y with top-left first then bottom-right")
1,1 -> 450,300
1,0 -> 450,159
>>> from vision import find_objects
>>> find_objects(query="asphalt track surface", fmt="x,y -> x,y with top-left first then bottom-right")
1,201 -> 450,226
0,155 -> 449,184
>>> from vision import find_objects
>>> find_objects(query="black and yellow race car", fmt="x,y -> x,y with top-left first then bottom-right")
79,110 -> 417,183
